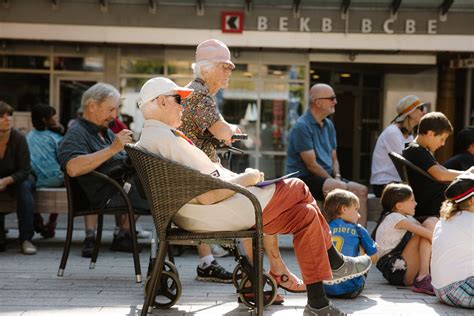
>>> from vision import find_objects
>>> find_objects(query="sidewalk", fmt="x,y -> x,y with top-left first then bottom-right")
0,215 -> 470,315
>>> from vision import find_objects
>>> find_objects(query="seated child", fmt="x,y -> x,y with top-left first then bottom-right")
323,189 -> 378,298
402,112 -> 465,220
443,126 -> 474,171
431,172 -> 474,308
374,183 -> 437,295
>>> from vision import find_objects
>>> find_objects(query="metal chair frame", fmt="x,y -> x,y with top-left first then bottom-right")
57,170 -> 142,283
125,144 -> 264,316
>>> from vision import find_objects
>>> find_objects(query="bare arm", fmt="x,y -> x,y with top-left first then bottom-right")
208,120 -> 240,144
195,169 -> 261,205
300,150 -> 331,178
427,164 -> 464,183
395,219 -> 433,241
0,176 -> 14,191
331,149 -> 341,179
66,129 -> 132,177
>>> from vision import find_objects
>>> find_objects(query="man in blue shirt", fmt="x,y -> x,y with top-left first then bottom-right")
287,83 -> 369,226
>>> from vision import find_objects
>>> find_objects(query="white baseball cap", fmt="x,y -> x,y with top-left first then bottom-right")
137,77 -> 193,108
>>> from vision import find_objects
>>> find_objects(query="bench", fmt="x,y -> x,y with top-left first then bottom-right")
0,187 -> 67,214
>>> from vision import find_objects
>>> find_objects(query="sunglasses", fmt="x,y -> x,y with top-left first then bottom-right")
316,96 -> 337,101
165,94 -> 182,105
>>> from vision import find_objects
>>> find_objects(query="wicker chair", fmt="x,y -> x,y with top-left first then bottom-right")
125,144 -> 265,316
57,171 -> 143,283
388,152 -> 445,184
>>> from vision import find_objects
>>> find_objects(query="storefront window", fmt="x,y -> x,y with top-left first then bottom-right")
121,57 -> 164,74
54,56 -> 104,71
261,64 -> 306,80
0,73 -> 49,111
1,55 -> 50,69
167,60 -> 193,76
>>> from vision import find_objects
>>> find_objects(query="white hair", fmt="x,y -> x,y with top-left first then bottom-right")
81,82 -> 120,109
192,60 -> 216,78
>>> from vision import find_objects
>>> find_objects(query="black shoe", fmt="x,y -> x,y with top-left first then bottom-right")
110,232 -> 142,253
82,236 -> 95,258
196,260 -> 232,283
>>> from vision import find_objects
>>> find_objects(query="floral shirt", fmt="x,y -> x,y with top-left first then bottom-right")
180,78 -> 223,162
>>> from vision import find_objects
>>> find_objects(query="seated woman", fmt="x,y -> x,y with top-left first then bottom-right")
431,172 -> 474,308
135,77 -> 373,316
0,101 -> 37,254
26,103 -> 65,238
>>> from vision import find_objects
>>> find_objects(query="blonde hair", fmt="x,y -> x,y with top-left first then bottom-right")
324,189 -> 359,221
440,197 -> 472,220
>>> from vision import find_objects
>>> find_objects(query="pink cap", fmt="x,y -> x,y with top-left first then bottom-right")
195,39 -> 235,68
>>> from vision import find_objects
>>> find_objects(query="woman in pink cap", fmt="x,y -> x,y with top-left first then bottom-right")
179,39 -> 306,300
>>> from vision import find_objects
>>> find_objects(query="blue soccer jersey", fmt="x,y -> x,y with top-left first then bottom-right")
324,218 -> 378,296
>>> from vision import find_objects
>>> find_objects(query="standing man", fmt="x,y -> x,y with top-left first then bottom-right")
287,83 -> 368,226
58,83 -> 147,257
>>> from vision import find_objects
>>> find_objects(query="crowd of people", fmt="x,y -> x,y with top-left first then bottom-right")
0,38 -> 473,314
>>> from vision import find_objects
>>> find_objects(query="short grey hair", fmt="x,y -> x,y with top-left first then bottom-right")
192,60 -> 216,78
81,82 -> 120,109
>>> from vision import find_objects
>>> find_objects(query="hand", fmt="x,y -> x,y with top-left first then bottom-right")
244,168 -> 263,186
111,129 -> 133,152
334,173 -> 342,180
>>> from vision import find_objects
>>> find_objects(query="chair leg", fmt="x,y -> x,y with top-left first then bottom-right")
141,240 -> 168,316
254,233 -> 264,316
90,214 -> 103,269
127,211 -> 142,283
57,214 -> 75,277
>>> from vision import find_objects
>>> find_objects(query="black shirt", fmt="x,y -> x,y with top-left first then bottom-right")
443,152 -> 474,171
0,128 -> 31,183
58,118 -> 126,207
402,142 -> 447,218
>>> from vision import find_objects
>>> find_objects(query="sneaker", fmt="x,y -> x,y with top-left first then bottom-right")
324,254 -> 372,285
303,303 -> 347,316
412,274 -> 435,295
210,244 -> 229,258
196,260 -> 233,283
22,240 -> 37,255
82,236 -> 95,258
41,220 -> 56,239
111,232 -> 142,253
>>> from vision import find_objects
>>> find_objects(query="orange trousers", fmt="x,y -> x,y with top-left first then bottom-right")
262,178 -> 333,284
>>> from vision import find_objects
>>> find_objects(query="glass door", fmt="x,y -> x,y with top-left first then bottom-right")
54,76 -> 101,131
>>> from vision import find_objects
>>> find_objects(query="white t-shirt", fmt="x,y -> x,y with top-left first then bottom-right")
375,212 -> 419,257
136,119 -> 275,232
431,211 -> 474,289
370,124 -> 413,185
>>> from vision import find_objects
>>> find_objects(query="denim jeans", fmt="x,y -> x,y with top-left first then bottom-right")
0,176 -> 35,241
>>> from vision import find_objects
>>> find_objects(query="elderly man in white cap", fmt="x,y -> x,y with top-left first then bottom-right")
370,95 -> 428,197
179,39 -> 306,297
136,76 -> 373,316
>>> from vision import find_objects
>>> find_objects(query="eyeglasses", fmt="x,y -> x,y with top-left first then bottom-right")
165,94 -> 182,105
316,96 -> 337,101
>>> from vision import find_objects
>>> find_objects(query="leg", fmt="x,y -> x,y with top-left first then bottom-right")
418,237 -> 431,277
401,234 -> 421,285
196,244 -> 232,283
14,177 -> 35,242
323,178 -> 368,227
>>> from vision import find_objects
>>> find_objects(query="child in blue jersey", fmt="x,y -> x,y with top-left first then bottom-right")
323,189 -> 378,298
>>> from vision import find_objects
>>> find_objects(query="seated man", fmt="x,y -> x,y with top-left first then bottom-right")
443,126 -> 474,171
402,112 -> 466,220
58,82 -> 147,257
27,103 -> 64,239
287,84 -> 368,226
135,77 -> 373,316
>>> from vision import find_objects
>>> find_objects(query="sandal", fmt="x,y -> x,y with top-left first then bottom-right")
238,293 -> 284,305
269,271 -> 306,293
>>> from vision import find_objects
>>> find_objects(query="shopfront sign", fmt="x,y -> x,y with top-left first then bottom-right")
256,16 -> 439,34
221,12 -> 244,33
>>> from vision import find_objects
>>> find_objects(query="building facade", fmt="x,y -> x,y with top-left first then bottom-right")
1,0 -> 473,182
